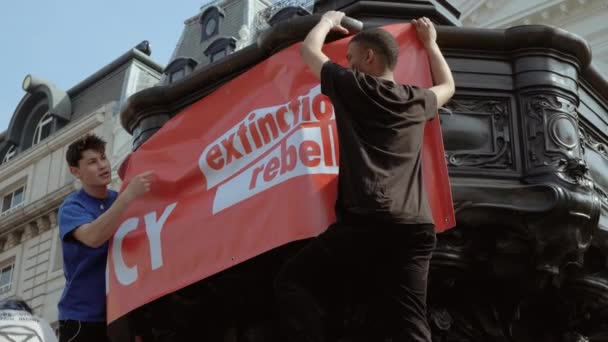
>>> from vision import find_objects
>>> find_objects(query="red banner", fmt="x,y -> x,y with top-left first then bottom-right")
106,23 -> 455,323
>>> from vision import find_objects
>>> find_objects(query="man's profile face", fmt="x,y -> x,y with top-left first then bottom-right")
347,41 -> 380,76
70,149 -> 112,187
347,42 -> 369,73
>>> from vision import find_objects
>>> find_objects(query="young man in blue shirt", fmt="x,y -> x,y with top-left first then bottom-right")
58,134 -> 153,342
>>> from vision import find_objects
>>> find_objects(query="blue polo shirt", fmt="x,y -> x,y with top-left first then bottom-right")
58,188 -> 118,322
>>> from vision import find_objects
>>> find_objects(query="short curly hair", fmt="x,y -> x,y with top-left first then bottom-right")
351,28 -> 400,70
66,134 -> 106,167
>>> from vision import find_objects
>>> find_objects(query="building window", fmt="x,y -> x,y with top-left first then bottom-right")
2,186 -> 25,214
211,50 -> 227,63
32,113 -> 54,146
204,37 -> 237,64
2,145 -> 16,164
200,6 -> 225,42
0,262 -> 14,294
164,58 -> 198,85
170,69 -> 186,83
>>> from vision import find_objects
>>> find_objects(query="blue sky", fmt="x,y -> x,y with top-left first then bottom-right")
0,0 -> 211,133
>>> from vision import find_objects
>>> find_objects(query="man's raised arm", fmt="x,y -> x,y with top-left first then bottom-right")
300,11 -> 349,79
414,17 -> 455,107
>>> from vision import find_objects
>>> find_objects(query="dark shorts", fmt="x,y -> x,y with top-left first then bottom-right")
59,320 -> 109,342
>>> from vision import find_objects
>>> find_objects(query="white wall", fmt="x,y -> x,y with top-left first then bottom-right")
452,0 -> 608,75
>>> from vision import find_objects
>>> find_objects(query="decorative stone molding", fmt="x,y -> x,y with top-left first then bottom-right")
22,222 -> 39,241
48,210 -> 58,228
5,229 -> 23,249
521,94 -> 593,186
579,125 -> 608,211
0,209 -> 60,252
0,184 -> 73,235
254,0 -> 314,33
0,185 -> 73,251
36,216 -> 51,233
443,97 -> 513,170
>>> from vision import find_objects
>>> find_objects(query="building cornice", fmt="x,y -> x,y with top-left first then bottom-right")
0,183 -> 74,247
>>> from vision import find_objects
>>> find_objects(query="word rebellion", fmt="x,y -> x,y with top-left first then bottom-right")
199,85 -> 340,212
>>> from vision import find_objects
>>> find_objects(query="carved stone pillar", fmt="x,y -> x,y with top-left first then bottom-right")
515,53 -> 601,281
521,94 -> 586,182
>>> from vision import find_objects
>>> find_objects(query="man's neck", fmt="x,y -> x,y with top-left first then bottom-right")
82,184 -> 109,199
367,68 -> 395,82
378,70 -> 395,82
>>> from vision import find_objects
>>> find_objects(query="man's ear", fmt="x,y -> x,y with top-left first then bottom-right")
69,166 -> 81,180
365,49 -> 375,65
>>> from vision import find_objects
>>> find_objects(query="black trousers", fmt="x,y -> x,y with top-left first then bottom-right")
275,219 -> 436,342
59,320 -> 109,342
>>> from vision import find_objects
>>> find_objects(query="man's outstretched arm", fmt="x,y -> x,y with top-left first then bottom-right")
71,171 -> 154,248
414,17 -> 455,107
300,11 -> 349,79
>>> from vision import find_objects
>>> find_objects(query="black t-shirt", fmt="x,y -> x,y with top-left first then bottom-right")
321,62 -> 437,224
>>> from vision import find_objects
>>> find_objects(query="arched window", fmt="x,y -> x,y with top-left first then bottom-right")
32,113 -> 54,146
2,145 -> 16,164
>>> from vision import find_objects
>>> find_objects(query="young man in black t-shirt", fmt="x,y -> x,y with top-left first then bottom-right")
275,12 -> 455,342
